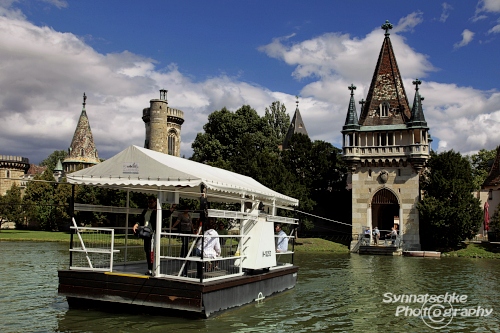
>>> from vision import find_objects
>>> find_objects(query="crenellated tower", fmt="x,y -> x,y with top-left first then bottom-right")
142,89 -> 184,156
342,21 -> 431,251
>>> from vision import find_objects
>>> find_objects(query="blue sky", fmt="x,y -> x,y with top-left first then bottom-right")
0,0 -> 499,164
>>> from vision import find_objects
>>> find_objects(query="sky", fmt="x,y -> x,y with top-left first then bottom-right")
0,0 -> 500,164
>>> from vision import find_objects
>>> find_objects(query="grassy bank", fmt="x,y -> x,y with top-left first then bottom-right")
0,230 -> 71,242
0,230 -> 350,253
442,242 -> 500,259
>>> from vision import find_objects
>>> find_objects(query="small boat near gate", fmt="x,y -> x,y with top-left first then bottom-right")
58,145 -> 299,318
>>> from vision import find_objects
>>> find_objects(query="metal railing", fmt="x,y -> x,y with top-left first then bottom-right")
69,218 -> 119,272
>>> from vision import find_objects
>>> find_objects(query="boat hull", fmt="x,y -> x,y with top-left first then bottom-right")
58,265 -> 299,318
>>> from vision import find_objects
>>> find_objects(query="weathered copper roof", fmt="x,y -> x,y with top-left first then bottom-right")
63,93 -> 100,166
408,79 -> 428,128
359,24 -> 411,126
342,84 -> 360,131
483,146 -> 500,188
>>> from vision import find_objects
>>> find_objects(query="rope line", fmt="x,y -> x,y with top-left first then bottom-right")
294,209 -> 352,227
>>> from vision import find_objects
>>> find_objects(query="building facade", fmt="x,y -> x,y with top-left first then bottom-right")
0,155 -> 30,196
142,89 -> 184,156
342,21 -> 431,251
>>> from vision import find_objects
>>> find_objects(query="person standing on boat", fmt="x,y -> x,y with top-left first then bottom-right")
275,223 -> 288,253
172,208 -> 193,258
133,196 -> 175,276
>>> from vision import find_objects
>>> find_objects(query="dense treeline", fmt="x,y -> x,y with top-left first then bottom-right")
0,102 -> 496,250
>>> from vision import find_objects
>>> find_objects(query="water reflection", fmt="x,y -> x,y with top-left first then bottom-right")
1,242 -> 499,332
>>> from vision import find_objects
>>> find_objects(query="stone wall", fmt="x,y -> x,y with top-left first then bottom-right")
351,166 -> 421,250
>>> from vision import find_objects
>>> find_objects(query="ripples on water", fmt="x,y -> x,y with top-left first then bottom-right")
1,242 -> 499,332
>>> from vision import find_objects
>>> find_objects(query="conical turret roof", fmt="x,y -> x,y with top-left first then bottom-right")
359,20 -> 411,126
408,78 -> 428,128
63,93 -> 100,165
343,84 -> 360,131
282,98 -> 308,149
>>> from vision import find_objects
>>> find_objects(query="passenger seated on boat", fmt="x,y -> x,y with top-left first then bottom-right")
133,196 -> 176,276
217,221 -> 228,245
195,220 -> 221,274
275,223 -> 288,253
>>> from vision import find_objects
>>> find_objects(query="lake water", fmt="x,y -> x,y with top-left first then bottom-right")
0,241 -> 499,332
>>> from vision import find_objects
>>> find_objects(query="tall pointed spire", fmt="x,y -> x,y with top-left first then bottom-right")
343,84 -> 360,131
63,93 -> 100,172
408,78 -> 428,128
282,96 -> 309,149
359,20 -> 411,126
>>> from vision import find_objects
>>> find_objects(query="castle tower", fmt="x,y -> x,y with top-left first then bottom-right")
0,155 -> 30,196
282,97 -> 308,150
142,89 -> 184,156
63,93 -> 100,173
342,21 -> 430,251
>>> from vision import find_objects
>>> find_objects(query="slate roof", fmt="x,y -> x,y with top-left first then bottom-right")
282,101 -> 308,149
358,24 -> 412,126
63,93 -> 100,165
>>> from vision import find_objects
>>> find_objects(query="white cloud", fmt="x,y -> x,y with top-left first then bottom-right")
439,3 -> 453,22
454,29 -> 475,48
0,7 -> 498,166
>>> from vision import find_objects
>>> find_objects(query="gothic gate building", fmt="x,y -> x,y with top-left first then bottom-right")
342,21 -> 431,251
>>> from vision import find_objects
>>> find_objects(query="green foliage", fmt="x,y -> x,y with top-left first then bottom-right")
40,150 -> 68,172
191,102 -> 351,234
467,148 -> 497,190
264,101 -> 290,146
23,169 -> 59,230
418,150 -> 483,249
0,184 -> 24,228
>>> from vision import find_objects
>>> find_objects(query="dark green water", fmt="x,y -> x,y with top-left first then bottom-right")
0,241 -> 498,332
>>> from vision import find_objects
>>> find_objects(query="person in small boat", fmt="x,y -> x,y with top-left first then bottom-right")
133,196 -> 175,276
217,221 -> 228,245
172,208 -> 193,259
195,219 -> 221,275
275,223 -> 288,253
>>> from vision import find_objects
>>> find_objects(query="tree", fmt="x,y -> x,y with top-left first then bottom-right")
418,150 -> 483,249
264,101 -> 290,146
467,148 -> 497,190
0,184 -> 24,229
40,150 -> 68,171
23,169 -> 57,230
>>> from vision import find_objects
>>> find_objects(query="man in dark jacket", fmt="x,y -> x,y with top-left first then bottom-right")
133,195 -> 175,275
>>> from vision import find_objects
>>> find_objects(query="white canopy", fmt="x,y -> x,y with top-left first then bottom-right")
66,145 -> 298,207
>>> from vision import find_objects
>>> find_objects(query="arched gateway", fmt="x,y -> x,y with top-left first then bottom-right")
371,188 -> 399,233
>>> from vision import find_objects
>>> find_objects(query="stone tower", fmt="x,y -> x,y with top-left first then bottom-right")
342,21 -> 430,251
142,89 -> 184,156
0,155 -> 30,196
282,98 -> 308,150
63,93 -> 100,173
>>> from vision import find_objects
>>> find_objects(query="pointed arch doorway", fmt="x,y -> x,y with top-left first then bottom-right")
371,188 -> 400,233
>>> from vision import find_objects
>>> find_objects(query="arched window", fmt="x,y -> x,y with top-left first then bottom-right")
6,170 -> 11,178
168,130 -> 177,156
380,102 -> 390,117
